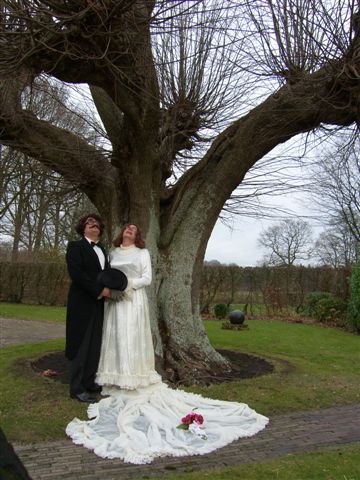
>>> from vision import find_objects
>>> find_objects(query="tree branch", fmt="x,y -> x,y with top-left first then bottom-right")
0,96 -> 117,209
161,53 -> 360,246
0,1 -> 159,129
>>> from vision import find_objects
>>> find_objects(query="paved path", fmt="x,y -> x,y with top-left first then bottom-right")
2,317 -> 360,478
13,404 -> 360,479
0,317 -> 65,347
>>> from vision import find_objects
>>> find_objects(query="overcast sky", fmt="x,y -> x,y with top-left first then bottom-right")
205,217 -> 268,266
205,191 -> 324,266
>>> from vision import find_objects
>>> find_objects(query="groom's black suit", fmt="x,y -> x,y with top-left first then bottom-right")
65,237 -> 109,396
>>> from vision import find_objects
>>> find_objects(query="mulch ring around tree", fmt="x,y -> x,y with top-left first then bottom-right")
31,349 -> 274,385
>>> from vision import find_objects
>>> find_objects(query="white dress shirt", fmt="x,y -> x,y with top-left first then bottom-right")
85,236 -> 105,270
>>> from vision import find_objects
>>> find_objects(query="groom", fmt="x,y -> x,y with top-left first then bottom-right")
65,213 -> 110,403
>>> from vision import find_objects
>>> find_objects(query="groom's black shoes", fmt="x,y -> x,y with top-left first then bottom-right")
70,391 -> 97,403
86,384 -> 102,394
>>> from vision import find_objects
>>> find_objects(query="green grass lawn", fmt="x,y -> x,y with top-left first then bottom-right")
1,304 -> 359,478
193,320 -> 360,416
162,444 -> 360,480
0,302 -> 66,323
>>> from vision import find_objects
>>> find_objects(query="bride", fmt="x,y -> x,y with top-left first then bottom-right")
66,224 -> 268,464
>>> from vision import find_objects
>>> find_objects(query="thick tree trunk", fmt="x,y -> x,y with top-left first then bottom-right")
155,251 -> 230,385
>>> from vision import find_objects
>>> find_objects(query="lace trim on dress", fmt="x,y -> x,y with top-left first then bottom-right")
119,244 -> 137,250
96,371 -> 161,390
115,244 -> 138,255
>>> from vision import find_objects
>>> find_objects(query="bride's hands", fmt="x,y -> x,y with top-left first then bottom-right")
105,282 -> 134,302
123,279 -> 134,301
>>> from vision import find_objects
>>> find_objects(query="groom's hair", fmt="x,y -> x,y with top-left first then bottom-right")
113,224 -> 145,249
75,213 -> 105,236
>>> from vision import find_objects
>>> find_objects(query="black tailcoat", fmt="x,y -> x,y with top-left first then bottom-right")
65,237 -> 109,360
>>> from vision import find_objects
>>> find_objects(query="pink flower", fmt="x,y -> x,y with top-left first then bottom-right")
181,412 -> 204,426
194,413 -> 204,425
177,410 -> 206,439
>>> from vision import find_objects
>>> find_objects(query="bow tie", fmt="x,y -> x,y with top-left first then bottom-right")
91,241 -> 98,247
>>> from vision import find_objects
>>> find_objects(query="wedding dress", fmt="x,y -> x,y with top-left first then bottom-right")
95,245 -> 161,390
66,245 -> 268,464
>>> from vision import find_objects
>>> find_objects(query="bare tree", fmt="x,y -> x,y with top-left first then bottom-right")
1,1 -> 360,382
224,263 -> 241,307
0,151 -> 91,260
0,77 -> 102,259
310,134 -> 360,245
313,225 -> 358,267
258,219 -> 313,266
200,261 -> 227,314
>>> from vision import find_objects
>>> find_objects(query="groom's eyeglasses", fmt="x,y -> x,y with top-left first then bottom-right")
85,218 -> 100,226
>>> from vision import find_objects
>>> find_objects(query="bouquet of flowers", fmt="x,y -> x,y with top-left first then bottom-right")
177,410 -> 207,440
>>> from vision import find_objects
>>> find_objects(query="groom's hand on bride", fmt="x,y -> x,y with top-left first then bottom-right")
100,287 -> 111,299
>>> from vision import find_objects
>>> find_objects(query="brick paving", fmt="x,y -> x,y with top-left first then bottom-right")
13,404 -> 360,479
3,316 -> 360,478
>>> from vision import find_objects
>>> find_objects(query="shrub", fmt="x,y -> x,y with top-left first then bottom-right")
302,291 -> 347,324
0,261 -> 68,305
302,292 -> 333,317
312,296 -> 347,324
348,259 -> 360,333
213,303 -> 228,319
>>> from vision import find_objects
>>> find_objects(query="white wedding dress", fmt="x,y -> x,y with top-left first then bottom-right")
66,245 -> 268,464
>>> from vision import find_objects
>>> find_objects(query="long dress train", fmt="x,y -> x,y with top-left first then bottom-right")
66,245 -> 268,464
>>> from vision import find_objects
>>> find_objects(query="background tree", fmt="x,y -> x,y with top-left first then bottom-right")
0,152 -> 92,261
1,1 -> 360,383
258,219 -> 313,266
348,254 -> 360,333
200,261 -> 227,314
308,134 -> 360,267
310,135 -> 360,245
313,225 -> 358,268
0,78 -> 101,260
224,263 -> 241,308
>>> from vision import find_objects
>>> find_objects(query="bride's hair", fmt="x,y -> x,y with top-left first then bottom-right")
113,223 -> 145,248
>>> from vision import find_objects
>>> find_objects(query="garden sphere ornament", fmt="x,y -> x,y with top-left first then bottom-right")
229,310 -> 245,325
